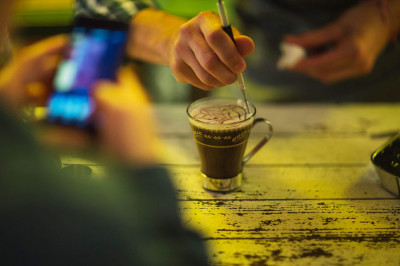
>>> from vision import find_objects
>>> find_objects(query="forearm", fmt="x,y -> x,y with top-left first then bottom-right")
127,8 -> 186,65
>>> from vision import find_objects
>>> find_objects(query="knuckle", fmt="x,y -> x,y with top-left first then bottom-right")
179,23 -> 191,37
171,60 -> 184,74
197,11 -> 216,21
207,28 -> 224,44
174,40 -> 185,54
202,53 -> 219,70
199,73 -> 217,85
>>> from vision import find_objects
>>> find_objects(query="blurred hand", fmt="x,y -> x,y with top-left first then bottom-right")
169,11 -> 255,90
94,66 -> 159,165
285,3 -> 392,83
0,35 -> 67,111
41,66 -> 159,165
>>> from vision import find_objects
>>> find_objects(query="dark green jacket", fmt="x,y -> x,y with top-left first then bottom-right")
0,106 -> 207,266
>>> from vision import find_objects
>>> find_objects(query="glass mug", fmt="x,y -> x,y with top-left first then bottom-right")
187,97 -> 273,192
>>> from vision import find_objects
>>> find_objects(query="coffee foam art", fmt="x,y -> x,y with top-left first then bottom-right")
190,103 -> 253,130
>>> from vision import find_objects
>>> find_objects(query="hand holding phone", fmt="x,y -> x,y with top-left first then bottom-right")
47,17 -> 129,128
0,35 -> 67,112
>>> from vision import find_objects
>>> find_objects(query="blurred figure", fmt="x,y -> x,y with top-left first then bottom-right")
234,0 -> 400,102
0,1 -> 207,265
76,0 -> 400,102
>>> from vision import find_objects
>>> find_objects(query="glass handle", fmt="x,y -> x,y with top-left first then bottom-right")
242,118 -> 273,165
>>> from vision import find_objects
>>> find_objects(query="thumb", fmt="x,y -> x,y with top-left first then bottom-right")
93,81 -> 120,111
234,35 -> 255,57
285,23 -> 343,49
117,66 -> 150,104
94,70 -> 150,114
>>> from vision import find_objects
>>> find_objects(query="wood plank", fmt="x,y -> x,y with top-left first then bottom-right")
63,135 -> 387,166
154,104 -> 400,135
61,104 -> 400,266
179,200 -> 400,239
79,165 -> 400,265
180,200 -> 400,265
207,238 -> 400,265
169,166 -> 393,200
83,165 -> 393,200
157,136 -> 385,165
63,104 -> 400,166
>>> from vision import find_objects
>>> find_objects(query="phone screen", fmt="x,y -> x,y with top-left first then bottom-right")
47,18 -> 128,128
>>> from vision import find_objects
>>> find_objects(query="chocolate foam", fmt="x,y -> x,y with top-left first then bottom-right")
191,104 -> 248,125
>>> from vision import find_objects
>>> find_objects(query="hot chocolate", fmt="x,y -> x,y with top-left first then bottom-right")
188,103 -> 253,179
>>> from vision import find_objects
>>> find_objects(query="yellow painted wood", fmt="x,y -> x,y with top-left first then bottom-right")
62,104 -> 400,265
158,136 -> 384,165
168,166 -> 393,200
65,136 -> 385,166
207,238 -> 400,265
179,200 -> 400,238
160,104 -> 400,265
182,199 -> 400,265
154,104 -> 400,135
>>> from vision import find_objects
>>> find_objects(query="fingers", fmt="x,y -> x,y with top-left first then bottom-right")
291,38 -> 374,83
93,81 -> 119,111
182,29 -> 236,85
198,12 -> 246,73
95,66 -> 150,108
21,35 -> 68,62
170,56 -> 214,91
116,66 -> 150,103
293,43 -> 350,71
235,36 -> 255,57
0,35 -> 68,109
27,55 -> 62,105
179,43 -> 225,87
170,11 -> 255,90
15,35 -> 68,85
285,23 -> 344,49
93,68 -> 158,164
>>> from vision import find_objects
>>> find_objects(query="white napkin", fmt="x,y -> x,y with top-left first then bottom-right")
277,42 -> 306,70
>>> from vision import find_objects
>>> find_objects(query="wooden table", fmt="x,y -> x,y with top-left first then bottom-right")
64,104 -> 400,265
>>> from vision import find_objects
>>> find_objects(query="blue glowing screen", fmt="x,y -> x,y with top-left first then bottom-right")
47,24 -> 127,127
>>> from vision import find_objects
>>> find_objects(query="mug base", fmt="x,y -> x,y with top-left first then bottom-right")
203,173 -> 242,192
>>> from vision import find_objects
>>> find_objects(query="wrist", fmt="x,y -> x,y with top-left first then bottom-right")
166,25 -> 181,65
128,8 -> 186,65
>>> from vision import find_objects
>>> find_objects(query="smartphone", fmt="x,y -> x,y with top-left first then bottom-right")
46,17 -> 129,129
